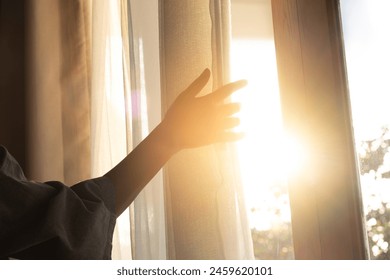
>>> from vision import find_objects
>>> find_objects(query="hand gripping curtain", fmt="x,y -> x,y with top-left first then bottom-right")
160,0 -> 254,259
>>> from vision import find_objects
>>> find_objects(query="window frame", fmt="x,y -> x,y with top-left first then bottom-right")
271,0 -> 368,259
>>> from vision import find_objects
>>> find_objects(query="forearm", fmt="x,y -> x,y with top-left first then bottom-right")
104,121 -> 178,216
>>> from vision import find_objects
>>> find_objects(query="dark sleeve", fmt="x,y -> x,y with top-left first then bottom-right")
0,146 -> 117,260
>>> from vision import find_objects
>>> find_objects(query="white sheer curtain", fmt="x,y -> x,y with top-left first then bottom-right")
90,0 -> 132,259
128,0 -> 166,260
210,0 -> 254,259
90,0 -> 165,259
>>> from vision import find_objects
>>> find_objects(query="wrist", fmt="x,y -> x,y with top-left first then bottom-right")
152,120 -> 182,157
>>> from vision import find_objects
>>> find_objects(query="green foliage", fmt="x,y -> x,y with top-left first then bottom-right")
359,126 -> 390,177
251,223 -> 294,260
366,202 -> 390,259
358,125 -> 390,259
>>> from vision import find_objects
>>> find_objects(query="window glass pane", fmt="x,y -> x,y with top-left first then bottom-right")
340,0 -> 390,260
230,0 -> 294,259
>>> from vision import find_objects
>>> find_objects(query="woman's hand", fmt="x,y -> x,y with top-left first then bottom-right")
161,68 -> 247,151
106,68 -> 247,215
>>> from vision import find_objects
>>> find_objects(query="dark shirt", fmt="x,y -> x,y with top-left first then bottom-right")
0,146 -> 116,259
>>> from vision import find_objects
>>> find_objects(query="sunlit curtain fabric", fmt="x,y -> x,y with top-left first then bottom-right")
89,0 -> 132,260
160,0 -> 254,259
26,0 -> 131,259
26,0 -> 92,185
210,0 -> 254,260
127,0 -> 166,260
90,0 -> 166,259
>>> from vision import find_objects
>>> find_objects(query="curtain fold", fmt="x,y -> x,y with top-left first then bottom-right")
160,0 -> 220,259
26,0 -> 91,185
90,0 -> 132,260
25,0 -> 165,260
26,0 -> 64,182
91,0 -> 166,259
128,0 -> 166,260
210,0 -> 254,259
160,0 -> 254,259
25,0 -> 133,259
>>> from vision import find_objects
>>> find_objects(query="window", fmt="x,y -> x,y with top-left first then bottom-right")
271,0 -> 367,259
340,0 -> 390,259
230,0 -> 379,259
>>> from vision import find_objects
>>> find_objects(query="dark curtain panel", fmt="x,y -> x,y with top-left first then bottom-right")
0,0 -> 27,170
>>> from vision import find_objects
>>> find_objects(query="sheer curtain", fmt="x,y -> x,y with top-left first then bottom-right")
210,0 -> 254,259
127,0 -> 166,260
90,0 -> 132,260
90,0 -> 165,259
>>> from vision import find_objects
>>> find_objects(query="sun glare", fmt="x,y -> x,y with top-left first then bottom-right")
230,39 -> 307,230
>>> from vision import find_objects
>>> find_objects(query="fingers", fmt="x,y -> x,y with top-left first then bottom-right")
182,70 -> 246,102
220,117 -> 240,130
215,103 -> 240,128
219,103 -> 240,117
183,68 -> 211,98
204,79 -> 247,103
215,131 -> 245,143
213,103 -> 241,133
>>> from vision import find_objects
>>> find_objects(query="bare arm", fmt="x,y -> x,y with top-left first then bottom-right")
104,69 -> 247,216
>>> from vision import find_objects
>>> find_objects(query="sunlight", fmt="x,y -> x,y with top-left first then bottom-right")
231,40 -> 308,230
281,134 -> 308,177
229,0 -> 295,258
230,39 -> 306,230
